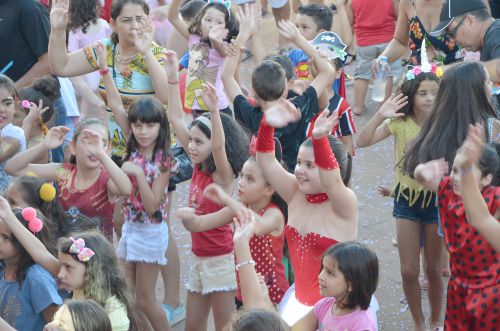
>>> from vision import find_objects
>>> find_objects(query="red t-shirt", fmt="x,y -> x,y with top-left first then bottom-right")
236,203 -> 289,304
56,163 -> 114,238
351,0 -> 396,46
189,167 -> 233,256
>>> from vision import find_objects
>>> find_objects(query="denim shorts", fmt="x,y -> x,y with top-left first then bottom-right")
392,186 -> 439,224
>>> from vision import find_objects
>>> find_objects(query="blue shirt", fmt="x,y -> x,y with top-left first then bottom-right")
0,264 -> 62,331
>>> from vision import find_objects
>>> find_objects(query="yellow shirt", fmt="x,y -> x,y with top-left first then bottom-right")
105,296 -> 130,331
385,116 -> 433,207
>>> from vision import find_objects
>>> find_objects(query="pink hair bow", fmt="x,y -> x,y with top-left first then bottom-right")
21,100 -> 31,109
21,207 -> 43,233
69,237 -> 95,262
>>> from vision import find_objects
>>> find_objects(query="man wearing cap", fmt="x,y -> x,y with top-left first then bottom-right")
432,0 -> 500,108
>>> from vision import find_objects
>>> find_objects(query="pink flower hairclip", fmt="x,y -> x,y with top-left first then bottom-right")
69,237 -> 95,262
21,100 -> 30,109
21,207 -> 43,233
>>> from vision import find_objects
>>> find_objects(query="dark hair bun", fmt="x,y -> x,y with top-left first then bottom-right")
31,75 -> 61,101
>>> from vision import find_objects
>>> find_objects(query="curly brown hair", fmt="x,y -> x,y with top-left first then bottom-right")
68,0 -> 99,33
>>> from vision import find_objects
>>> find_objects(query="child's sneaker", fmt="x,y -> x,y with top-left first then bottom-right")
162,303 -> 186,326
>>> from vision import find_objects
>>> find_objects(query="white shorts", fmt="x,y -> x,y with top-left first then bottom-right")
278,284 -> 380,328
117,222 -> 168,265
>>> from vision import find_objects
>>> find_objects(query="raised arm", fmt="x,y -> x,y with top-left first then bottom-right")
167,0 -> 190,39
331,0 -> 353,47
94,42 -> 130,138
255,103 -> 300,203
458,125 -> 500,252
164,51 -> 191,152
378,0 -> 411,63
48,0 -> 96,77
0,197 -> 60,277
414,158 -> 449,192
356,93 -> 408,147
5,127 -> 69,179
312,110 -> 358,221
21,100 -> 49,142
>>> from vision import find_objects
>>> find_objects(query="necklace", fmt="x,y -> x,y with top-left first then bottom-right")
116,45 -> 137,64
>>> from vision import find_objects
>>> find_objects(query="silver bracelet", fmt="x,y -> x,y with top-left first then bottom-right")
235,259 -> 256,271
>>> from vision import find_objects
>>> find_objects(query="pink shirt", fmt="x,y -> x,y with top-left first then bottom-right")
314,297 -> 377,331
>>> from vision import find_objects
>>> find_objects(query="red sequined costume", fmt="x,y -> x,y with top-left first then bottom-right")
438,177 -> 500,330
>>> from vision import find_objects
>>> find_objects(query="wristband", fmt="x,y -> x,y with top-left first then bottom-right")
99,68 -> 110,76
256,115 -> 275,153
235,259 -> 256,271
312,136 -> 339,170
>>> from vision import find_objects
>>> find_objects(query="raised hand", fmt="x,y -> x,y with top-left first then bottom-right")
121,161 -> 142,177
133,18 -> 155,56
50,0 -> 69,30
264,99 -> 301,128
236,3 -> 261,36
80,129 -> 106,158
312,109 -> 339,139
377,94 -> 408,118
277,20 -> 301,42
233,207 -> 256,243
93,42 -> 108,71
24,100 -> 49,125
175,207 -> 201,232
203,183 -> 228,205
208,25 -> 229,44
44,126 -> 70,149
164,50 -> 179,80
457,124 -> 485,170
201,83 -> 219,112
418,158 -> 449,184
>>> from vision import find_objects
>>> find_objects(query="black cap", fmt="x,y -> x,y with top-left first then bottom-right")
430,0 -> 487,36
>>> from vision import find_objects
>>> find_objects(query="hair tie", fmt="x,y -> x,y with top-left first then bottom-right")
21,100 -> 30,109
21,207 -> 43,233
69,237 -> 95,262
39,183 -> 56,202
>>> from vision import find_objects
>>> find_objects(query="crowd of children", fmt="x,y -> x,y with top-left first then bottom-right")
0,0 -> 499,330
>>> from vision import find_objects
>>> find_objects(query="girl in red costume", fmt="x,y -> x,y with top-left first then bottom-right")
255,107 -> 378,326
414,124 -> 500,331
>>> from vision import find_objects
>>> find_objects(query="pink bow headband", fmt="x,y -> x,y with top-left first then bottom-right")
69,237 -> 95,262
21,208 -> 43,233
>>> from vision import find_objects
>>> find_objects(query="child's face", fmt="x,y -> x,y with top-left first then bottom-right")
188,124 -> 212,166
295,14 -> 320,41
130,121 -> 160,150
318,255 -> 350,300
0,221 -> 18,263
412,80 -> 438,116
6,183 -> 28,208
0,88 -> 15,130
70,124 -> 109,170
57,251 -> 86,292
237,160 -> 273,205
294,146 -> 322,194
450,154 -> 488,195
44,304 -> 76,331
111,3 -> 148,46
200,7 -> 226,38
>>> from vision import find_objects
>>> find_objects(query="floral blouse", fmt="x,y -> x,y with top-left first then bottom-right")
123,150 -> 171,224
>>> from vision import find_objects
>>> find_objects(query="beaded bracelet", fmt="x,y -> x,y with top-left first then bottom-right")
235,259 -> 256,271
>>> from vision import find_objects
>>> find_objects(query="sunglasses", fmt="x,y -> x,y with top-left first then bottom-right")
448,15 -> 466,39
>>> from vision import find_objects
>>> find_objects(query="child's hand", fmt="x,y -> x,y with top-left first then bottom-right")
208,25 -> 229,44
377,185 -> 392,197
44,126 -> 70,149
236,3 -> 261,36
81,129 -> 107,159
201,83 -> 219,113
277,20 -> 301,43
378,94 -> 408,119
133,17 -> 155,56
0,196 -> 14,222
164,50 -> 180,81
93,42 -> 108,71
265,99 -> 301,128
457,124 -> 485,170
121,161 -> 142,177
233,207 -> 256,244
50,0 -> 69,31
24,100 -> 49,126
418,158 -> 449,184
225,40 -> 244,58
312,109 -> 339,139
203,183 -> 228,205
175,207 -> 201,232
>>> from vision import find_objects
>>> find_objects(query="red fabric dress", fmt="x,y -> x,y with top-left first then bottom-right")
56,163 -> 114,239
189,167 -> 233,257
438,177 -> 500,330
285,225 -> 339,306
236,203 -> 289,304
